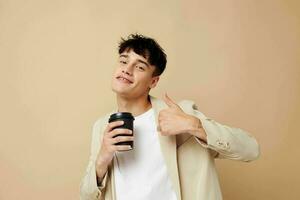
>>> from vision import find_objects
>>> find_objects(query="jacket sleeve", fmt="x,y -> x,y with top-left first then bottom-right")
80,118 -> 109,200
190,102 -> 260,162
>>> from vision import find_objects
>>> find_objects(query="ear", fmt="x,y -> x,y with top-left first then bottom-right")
149,76 -> 160,89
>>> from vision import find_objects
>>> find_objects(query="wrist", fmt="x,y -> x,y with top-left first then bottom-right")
96,159 -> 109,179
187,117 -> 207,143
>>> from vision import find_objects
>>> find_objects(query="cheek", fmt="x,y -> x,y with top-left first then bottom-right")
112,68 -> 121,78
114,67 -> 121,74
111,70 -> 120,83
136,75 -> 152,86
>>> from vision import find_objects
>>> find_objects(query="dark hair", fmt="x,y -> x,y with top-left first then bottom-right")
118,33 -> 167,77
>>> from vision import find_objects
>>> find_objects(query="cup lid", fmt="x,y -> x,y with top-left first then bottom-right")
109,112 -> 135,122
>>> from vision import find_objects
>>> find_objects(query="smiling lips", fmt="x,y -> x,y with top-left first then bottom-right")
116,76 -> 133,84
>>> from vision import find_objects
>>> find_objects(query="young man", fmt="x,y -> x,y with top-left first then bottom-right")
80,34 -> 260,200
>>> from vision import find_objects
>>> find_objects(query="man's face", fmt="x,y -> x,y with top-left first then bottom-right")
111,49 -> 160,98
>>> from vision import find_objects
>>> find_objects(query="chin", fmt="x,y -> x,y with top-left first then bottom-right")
112,87 -> 131,96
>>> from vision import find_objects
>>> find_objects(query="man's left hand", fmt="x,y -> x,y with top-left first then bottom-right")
157,93 -> 203,136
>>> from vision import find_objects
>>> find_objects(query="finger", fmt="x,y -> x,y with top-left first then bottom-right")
105,120 -> 124,133
109,128 -> 133,138
112,136 -> 134,144
163,92 -> 179,109
114,145 -> 132,151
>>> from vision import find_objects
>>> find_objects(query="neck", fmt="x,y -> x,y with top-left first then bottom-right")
116,93 -> 152,117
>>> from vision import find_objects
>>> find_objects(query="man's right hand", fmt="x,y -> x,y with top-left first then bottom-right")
95,120 -> 134,181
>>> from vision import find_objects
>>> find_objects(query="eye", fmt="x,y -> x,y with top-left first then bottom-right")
136,66 -> 145,71
120,60 -> 127,64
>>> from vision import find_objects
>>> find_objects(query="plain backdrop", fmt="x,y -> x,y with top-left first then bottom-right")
0,0 -> 299,199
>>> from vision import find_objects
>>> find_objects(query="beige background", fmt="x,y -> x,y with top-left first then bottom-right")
1,0 -> 299,199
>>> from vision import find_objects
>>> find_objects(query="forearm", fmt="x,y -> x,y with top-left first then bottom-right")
80,157 -> 103,200
193,112 -> 260,161
80,119 -> 110,200
95,160 -> 109,184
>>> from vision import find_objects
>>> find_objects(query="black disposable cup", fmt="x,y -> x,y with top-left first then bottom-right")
108,112 -> 135,150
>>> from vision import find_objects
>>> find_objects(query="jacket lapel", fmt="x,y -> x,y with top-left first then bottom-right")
149,95 -> 182,200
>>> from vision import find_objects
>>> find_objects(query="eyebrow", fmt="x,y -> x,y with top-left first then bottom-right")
119,54 -> 128,58
119,54 -> 150,67
136,59 -> 150,67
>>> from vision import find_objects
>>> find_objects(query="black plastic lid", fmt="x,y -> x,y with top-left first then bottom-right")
109,112 -> 135,122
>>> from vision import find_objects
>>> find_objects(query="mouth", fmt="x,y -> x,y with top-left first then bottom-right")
116,76 -> 133,84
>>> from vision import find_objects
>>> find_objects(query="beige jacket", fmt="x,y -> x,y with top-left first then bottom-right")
80,95 -> 260,200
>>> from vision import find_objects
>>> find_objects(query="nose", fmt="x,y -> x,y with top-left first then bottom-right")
122,63 -> 133,76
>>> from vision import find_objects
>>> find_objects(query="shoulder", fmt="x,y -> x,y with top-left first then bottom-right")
92,112 -> 112,131
177,99 -> 199,112
177,99 -> 208,119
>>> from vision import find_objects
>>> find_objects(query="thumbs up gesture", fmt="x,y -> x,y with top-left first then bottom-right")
157,93 -> 204,136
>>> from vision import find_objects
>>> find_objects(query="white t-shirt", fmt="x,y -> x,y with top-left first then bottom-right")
113,107 -> 177,200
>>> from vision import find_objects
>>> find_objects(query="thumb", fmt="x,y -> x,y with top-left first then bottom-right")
163,92 -> 179,109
